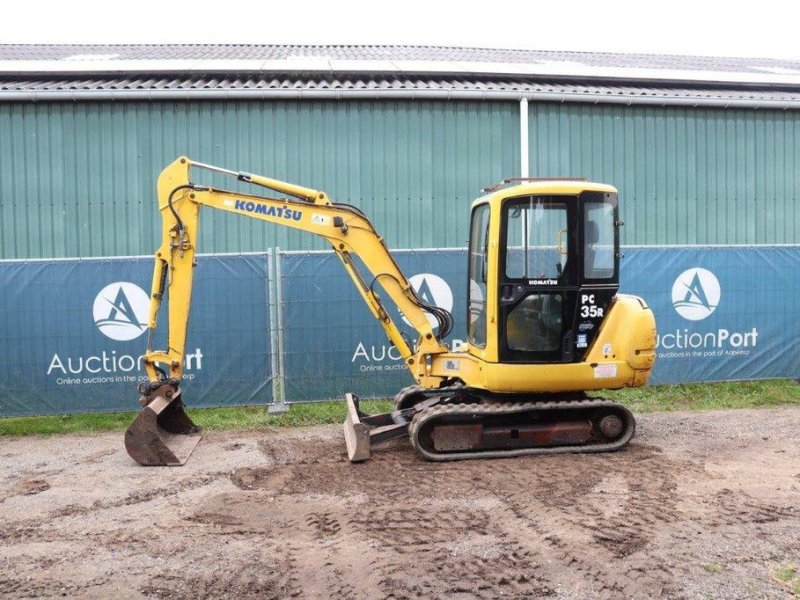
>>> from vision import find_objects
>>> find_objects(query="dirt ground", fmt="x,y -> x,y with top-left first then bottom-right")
1,408 -> 799,599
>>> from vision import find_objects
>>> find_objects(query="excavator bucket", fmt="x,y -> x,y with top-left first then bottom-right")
124,383 -> 201,466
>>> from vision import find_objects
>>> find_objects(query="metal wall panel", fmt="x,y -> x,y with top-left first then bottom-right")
0,100 -> 520,259
529,103 -> 800,244
4,99 -> 798,259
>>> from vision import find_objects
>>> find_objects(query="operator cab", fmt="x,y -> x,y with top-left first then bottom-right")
467,181 -> 620,364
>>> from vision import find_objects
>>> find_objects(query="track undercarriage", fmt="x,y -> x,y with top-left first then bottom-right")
343,385 -> 635,462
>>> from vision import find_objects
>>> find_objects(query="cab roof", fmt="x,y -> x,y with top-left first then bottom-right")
472,179 -> 618,209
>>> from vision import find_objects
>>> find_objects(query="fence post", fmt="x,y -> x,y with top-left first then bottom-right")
267,247 -> 289,414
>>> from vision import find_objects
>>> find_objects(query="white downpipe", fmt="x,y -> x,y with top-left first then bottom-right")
519,98 -> 530,245
520,98 -> 529,178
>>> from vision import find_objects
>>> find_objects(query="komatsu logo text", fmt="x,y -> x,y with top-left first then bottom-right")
234,200 -> 302,221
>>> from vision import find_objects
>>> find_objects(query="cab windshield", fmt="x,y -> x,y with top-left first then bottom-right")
505,196 -> 568,281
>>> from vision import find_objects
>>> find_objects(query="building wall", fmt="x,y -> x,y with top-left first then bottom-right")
530,103 -> 800,245
0,100 -> 520,258
1,98 -> 798,259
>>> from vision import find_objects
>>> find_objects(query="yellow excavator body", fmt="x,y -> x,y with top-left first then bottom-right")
125,158 -> 656,465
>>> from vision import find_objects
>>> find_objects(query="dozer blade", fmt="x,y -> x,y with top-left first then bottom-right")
124,383 -> 201,466
342,393 -> 408,462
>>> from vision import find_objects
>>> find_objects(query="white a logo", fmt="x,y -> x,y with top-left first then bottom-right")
93,282 -> 150,341
671,268 -> 720,321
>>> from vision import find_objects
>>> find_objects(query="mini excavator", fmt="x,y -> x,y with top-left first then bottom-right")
124,157 -> 656,466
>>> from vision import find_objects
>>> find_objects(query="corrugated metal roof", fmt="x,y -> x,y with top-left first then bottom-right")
1,76 -> 799,108
2,44 -> 800,87
0,75 -> 796,99
2,45 -> 800,107
1,44 -> 798,74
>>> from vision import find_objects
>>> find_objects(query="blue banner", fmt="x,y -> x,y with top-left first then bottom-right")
0,254 -> 273,416
279,246 -> 800,401
622,246 -> 800,383
2,246 -> 797,414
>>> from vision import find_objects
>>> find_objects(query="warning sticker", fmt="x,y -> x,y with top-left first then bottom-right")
594,364 -> 618,378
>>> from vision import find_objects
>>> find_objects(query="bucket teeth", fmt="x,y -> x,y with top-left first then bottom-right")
124,384 -> 201,466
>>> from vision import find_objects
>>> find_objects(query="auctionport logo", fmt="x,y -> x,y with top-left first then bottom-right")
671,268 -> 720,321
92,282 -> 150,341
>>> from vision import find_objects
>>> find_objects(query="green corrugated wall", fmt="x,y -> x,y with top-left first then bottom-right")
529,103 -> 800,245
1,98 -> 799,259
0,100 -> 520,258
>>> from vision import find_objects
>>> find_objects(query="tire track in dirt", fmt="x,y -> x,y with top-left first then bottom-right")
480,445 -> 689,597
239,437 -> 695,597
481,440 -> 800,598
228,441 -> 556,598
0,478 -> 50,503
284,510 -> 362,600
0,575 -> 111,598
0,472 -> 227,553
183,494 -> 382,598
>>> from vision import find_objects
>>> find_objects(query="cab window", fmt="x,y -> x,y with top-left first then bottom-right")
583,201 -> 615,280
468,204 -> 490,347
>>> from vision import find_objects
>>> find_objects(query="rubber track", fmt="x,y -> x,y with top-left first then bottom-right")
409,398 -> 635,461
392,384 -> 467,421
393,384 -> 427,406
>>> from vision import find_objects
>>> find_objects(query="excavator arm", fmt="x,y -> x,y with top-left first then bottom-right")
145,156 -> 451,385
125,157 -> 453,465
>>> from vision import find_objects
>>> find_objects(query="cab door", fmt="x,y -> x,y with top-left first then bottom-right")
497,195 -> 579,363
575,191 -> 620,359
496,191 -> 620,364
